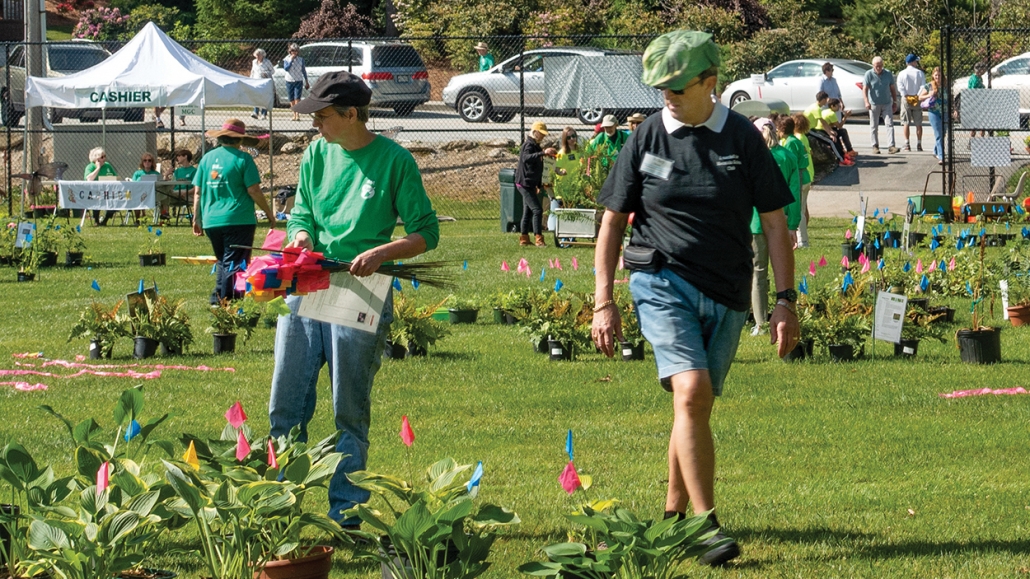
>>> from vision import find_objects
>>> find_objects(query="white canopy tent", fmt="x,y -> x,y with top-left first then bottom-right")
25,22 -> 273,112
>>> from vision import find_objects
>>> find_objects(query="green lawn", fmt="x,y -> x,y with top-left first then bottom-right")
1,215 -> 1029,578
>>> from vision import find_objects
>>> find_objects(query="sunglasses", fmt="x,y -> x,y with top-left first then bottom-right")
668,77 -> 704,96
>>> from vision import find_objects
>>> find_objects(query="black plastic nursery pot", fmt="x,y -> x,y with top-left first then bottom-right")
212,333 -> 237,354
535,337 -> 549,354
88,339 -> 112,360
908,232 -> 927,247
927,306 -> 955,323
407,342 -> 427,357
957,328 -> 1002,364
548,339 -> 572,361
863,243 -> 883,261
448,308 -> 479,324
827,344 -> 855,362
894,339 -> 920,358
841,243 -> 861,261
16,272 -> 35,282
620,341 -> 645,361
908,297 -> 929,311
384,340 -> 407,359
65,251 -> 84,267
504,311 -> 519,325
160,342 -> 184,356
133,336 -> 159,359
492,307 -> 505,324
39,251 -> 58,268
983,234 -> 1006,247
783,339 -> 814,362
138,253 -> 166,267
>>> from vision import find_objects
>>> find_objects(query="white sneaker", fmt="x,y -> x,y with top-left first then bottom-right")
750,325 -> 762,337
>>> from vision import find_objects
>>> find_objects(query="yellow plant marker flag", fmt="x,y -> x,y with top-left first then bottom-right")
183,440 -> 199,470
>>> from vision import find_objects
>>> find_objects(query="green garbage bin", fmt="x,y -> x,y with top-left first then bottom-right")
499,168 -> 521,233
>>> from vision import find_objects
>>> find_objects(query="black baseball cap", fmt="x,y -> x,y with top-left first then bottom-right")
292,71 -> 372,114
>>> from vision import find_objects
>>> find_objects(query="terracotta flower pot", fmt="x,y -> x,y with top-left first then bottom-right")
255,546 -> 333,579
1007,304 -> 1030,327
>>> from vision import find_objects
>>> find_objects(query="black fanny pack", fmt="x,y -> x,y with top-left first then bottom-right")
622,244 -> 664,273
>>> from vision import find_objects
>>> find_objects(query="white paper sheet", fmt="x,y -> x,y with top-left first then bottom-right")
874,292 -> 907,343
296,271 -> 391,333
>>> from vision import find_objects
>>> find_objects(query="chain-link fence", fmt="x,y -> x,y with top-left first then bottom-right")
943,26 -> 1030,212
0,33 -> 660,223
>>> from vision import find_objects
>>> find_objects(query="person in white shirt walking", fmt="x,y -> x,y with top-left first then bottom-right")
283,43 -> 310,121
250,48 -> 275,120
896,54 -> 926,151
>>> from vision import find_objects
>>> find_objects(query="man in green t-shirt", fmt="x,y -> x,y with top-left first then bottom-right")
475,41 -> 494,71
269,71 -> 440,530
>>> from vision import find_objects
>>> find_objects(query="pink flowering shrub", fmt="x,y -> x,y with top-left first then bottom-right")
73,7 -> 129,41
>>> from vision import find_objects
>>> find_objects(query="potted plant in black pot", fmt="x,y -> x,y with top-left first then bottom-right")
446,295 -> 480,324
525,292 -> 590,361
390,295 -> 449,358
137,228 -> 166,267
812,286 -> 870,362
34,221 -> 60,268
499,287 -> 537,325
154,297 -> 193,356
207,298 -> 254,354
345,457 -> 520,579
957,238 -> 1002,364
487,291 -> 506,324
16,243 -> 40,282
895,307 -> 947,358
67,300 -> 129,359
129,296 -> 163,359
61,224 -> 87,267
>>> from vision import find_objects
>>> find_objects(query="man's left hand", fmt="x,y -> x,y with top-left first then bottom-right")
770,302 -> 801,358
350,247 -> 385,277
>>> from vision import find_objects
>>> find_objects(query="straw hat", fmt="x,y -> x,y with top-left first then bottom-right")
627,112 -> 647,123
475,42 -> 489,50
205,118 -> 259,146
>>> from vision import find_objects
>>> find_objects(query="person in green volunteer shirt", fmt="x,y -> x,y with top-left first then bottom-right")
475,41 -> 494,71
172,149 -> 197,200
269,70 -> 439,530
191,118 -> 276,304
587,114 -> 629,162
131,153 -> 160,225
84,146 -> 116,226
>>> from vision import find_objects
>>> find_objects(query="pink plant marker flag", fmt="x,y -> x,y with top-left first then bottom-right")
225,401 -> 247,428
501,261 -> 509,272
572,257 -> 579,270
841,256 -> 849,268
261,229 -> 287,251
96,462 -> 110,491
555,259 -> 562,270
236,429 -> 251,461
845,229 -> 853,240
928,260 -> 937,272
559,461 -> 581,494
949,257 -> 956,271
857,253 -> 868,265
549,258 -> 555,268
916,259 -> 923,273
860,260 -> 870,273
400,415 -> 415,447
818,255 -> 827,267
809,261 -> 816,276
267,439 -> 279,468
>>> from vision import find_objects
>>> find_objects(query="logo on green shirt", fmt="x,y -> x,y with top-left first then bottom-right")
361,180 -> 376,199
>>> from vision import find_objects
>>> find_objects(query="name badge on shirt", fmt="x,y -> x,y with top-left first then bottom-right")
640,153 -> 674,180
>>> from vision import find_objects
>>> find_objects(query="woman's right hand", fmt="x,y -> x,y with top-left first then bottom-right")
286,231 -> 314,252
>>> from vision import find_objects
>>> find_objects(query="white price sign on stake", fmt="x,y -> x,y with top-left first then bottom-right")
1001,280 -> 1010,319
14,222 -> 34,248
856,216 -> 866,243
874,292 -> 907,343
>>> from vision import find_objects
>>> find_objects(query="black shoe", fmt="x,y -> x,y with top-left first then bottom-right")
698,515 -> 740,567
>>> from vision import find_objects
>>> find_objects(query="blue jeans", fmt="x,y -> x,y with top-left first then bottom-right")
253,107 -> 267,117
269,291 -> 393,524
286,81 -> 304,102
928,110 -> 944,160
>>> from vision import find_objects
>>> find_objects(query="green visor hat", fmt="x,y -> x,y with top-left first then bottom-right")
642,30 -> 720,91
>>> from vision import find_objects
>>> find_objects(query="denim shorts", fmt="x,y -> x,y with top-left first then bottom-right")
286,81 -> 304,101
630,268 -> 748,396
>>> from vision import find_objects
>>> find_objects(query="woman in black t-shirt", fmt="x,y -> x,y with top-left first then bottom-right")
514,121 -> 557,246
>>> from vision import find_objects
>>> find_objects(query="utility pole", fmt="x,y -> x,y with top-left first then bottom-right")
24,0 -> 43,189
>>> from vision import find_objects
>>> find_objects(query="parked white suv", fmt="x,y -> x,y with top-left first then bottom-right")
0,41 -> 144,127
272,41 -> 430,116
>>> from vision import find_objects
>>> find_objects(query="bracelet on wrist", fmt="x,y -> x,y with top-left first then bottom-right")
775,300 -> 797,315
592,299 -> 616,313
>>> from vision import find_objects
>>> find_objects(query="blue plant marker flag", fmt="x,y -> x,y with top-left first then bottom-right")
153,281 -> 159,294
940,260 -> 947,272
920,275 -> 930,292
903,262 -> 911,273
540,268 -> 546,282
463,260 -> 468,270
138,279 -> 145,294
948,225 -> 952,235
147,226 -> 152,233
466,461 -> 483,493
24,233 -> 32,243
930,238 -> 940,250
855,240 -> 863,250
124,419 -> 141,442
565,429 -> 574,461
54,225 -> 60,231
873,208 -> 879,218
956,239 -> 964,250
76,225 -> 81,233
155,229 -> 162,236
411,277 -> 420,290
878,217 -> 884,225
874,238 -> 880,249
799,276 -> 808,295
842,272 -> 854,292
91,280 -> 100,291
966,281 -> 974,296
878,258 -> 885,270
554,279 -> 564,292
392,278 -> 403,292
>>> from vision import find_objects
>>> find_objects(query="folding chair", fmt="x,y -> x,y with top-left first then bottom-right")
988,171 -> 1027,204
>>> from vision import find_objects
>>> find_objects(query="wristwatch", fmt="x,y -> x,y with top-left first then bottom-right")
775,289 -> 798,303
